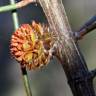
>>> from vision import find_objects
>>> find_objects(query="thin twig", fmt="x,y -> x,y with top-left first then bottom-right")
74,15 -> 96,40
0,0 -> 36,13
10,0 -> 32,96
16,0 -> 36,8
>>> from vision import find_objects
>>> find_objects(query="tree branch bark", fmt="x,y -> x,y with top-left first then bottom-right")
37,0 -> 96,96
74,15 -> 96,40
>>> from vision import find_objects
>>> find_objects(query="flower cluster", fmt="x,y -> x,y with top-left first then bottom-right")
10,21 -> 54,70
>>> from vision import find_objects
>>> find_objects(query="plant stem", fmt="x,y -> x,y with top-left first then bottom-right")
10,0 -> 32,96
0,0 -> 36,13
0,4 -> 17,13
21,67 -> 32,96
10,0 -> 19,29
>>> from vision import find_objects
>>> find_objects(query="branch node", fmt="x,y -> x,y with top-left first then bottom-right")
90,69 -> 96,79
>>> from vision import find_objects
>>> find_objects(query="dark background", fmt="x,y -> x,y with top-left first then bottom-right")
0,0 -> 96,96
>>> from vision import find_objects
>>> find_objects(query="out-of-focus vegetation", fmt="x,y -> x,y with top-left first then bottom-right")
0,0 -> 96,96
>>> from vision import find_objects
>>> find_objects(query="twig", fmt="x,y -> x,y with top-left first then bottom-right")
10,0 -> 32,96
0,0 -> 36,13
74,15 -> 96,40
16,0 -> 36,8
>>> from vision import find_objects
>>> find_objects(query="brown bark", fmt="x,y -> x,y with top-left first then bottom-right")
37,0 -> 96,96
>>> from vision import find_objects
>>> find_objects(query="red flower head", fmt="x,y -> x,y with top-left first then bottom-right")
10,21 -> 55,70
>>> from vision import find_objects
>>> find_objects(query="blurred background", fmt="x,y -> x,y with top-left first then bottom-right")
0,0 -> 96,96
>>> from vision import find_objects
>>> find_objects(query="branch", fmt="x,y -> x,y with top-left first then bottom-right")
16,0 -> 36,8
37,0 -> 96,96
10,0 -> 32,96
0,0 -> 36,13
74,15 -> 96,40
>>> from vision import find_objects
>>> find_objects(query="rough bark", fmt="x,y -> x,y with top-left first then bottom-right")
37,0 -> 96,96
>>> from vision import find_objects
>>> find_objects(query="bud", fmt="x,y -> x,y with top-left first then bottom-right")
10,21 -> 55,70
